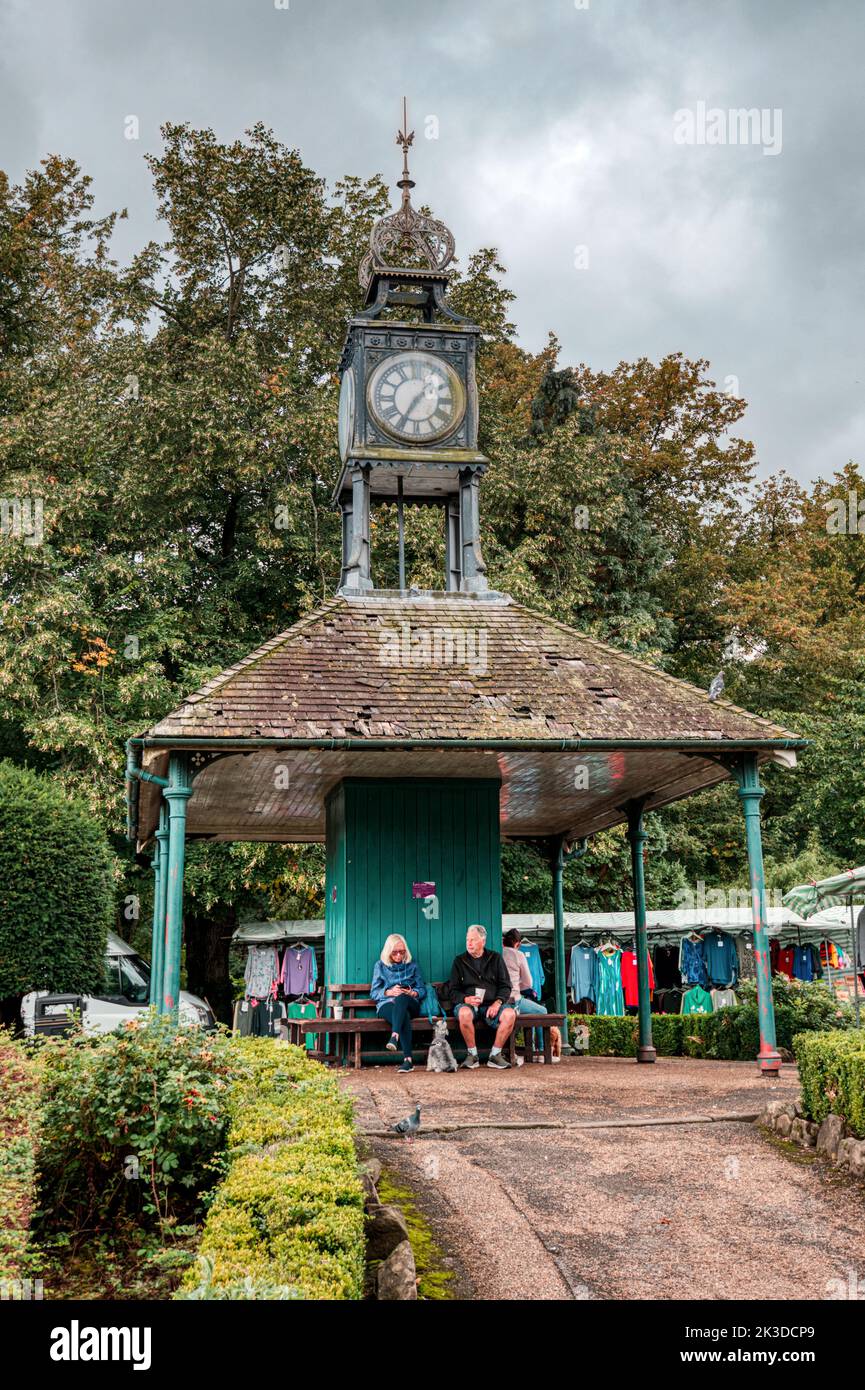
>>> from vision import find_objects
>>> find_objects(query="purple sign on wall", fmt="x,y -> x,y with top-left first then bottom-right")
412,882 -> 436,899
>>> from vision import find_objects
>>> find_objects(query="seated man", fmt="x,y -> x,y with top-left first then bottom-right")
449,924 -> 516,1069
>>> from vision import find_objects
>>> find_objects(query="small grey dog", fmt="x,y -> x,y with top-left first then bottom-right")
426,1017 -> 458,1072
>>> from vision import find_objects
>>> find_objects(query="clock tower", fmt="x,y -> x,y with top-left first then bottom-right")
335,102 -> 489,594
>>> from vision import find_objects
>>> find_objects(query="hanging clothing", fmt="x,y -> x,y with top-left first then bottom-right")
681,985 -> 714,1015
568,944 -> 596,1004
703,931 -> 738,987
791,944 -> 816,983
239,996 -> 283,1037
679,936 -> 708,987
736,933 -> 758,981
280,944 -> 317,996
652,944 -> 681,989
244,944 -> 280,1000
619,949 -> 655,1008
518,941 -> 545,998
594,948 -> 625,1016
286,1000 -> 318,1050
820,941 -> 840,971
710,988 -> 737,1010
770,938 -> 781,974
652,987 -> 682,1014
774,945 -> 795,978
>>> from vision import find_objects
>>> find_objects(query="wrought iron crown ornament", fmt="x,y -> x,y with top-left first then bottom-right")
358,98 -> 457,292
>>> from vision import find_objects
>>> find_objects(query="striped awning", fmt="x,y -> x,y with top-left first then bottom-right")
782,867 -> 865,919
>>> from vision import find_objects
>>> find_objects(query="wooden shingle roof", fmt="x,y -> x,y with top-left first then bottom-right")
145,592 -> 800,747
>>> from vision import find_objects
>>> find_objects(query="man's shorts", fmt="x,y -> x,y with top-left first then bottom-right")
453,1000 -> 516,1028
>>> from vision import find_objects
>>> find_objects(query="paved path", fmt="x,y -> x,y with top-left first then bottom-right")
343,1057 -> 865,1300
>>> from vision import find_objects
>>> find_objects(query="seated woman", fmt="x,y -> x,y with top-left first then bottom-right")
371,934 -> 427,1073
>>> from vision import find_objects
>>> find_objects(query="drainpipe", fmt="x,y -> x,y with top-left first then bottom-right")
150,804 -> 169,1013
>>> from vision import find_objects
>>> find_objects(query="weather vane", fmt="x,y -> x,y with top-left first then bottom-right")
396,96 -> 415,195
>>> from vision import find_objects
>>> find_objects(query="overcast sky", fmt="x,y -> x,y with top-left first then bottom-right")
2,0 -> 863,483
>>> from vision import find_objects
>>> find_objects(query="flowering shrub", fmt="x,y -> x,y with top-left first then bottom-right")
0,1030 -> 41,1285
35,1014 -> 236,1233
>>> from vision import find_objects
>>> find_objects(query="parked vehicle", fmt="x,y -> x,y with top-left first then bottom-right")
21,931 -> 215,1035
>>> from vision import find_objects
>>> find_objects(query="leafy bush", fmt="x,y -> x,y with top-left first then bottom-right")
0,760 -> 115,1001
35,1014 -> 236,1234
180,1038 -> 364,1301
0,1031 -> 41,1285
794,1030 -> 865,1138
571,980 -> 854,1062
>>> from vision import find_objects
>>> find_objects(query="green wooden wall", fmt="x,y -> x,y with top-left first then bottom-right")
325,778 -> 502,990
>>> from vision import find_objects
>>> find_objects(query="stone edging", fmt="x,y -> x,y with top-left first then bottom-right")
757,1101 -> 865,1178
359,1157 -> 419,1300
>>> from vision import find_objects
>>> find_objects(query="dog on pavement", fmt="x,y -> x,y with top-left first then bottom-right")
426,1016 -> 458,1072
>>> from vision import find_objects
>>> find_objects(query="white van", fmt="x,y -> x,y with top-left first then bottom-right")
21,931 -> 215,1036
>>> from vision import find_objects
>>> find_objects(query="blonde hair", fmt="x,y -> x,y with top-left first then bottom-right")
380,933 -> 412,964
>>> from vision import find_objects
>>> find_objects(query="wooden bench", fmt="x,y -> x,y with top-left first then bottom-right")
285,982 -> 563,1070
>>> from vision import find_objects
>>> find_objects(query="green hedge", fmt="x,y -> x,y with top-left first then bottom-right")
794,1030 -> 865,1138
0,760 -> 114,1000
179,1039 -> 365,1300
570,981 -> 855,1063
0,1031 -> 41,1287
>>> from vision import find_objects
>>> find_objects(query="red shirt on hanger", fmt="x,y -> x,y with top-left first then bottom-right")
620,949 -> 655,1007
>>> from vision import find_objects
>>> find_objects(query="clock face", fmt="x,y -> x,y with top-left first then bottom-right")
366,351 -> 465,444
338,367 -> 355,461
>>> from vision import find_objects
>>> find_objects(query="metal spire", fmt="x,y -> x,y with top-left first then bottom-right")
396,96 -> 415,199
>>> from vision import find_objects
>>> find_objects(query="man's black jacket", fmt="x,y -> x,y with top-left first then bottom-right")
448,948 -> 512,1006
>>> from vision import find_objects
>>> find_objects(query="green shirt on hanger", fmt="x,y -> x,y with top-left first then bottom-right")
681,985 -> 714,1015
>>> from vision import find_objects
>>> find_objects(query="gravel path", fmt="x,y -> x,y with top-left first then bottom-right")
343,1056 -> 865,1300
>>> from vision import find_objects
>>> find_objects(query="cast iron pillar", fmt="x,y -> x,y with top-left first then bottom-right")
162,754 -> 192,1018
626,799 -> 656,1063
730,753 -> 781,1076
552,837 -> 581,1053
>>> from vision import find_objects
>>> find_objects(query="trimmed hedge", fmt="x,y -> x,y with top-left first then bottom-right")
0,760 -> 114,999
794,1030 -> 865,1139
0,1030 -> 41,1286
179,1039 -> 365,1301
570,981 -> 855,1063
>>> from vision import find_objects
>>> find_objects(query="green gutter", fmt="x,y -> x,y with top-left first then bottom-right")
127,735 -> 807,752
125,732 -> 807,844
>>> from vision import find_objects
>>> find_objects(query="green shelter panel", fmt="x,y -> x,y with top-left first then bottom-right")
325,778 -> 502,991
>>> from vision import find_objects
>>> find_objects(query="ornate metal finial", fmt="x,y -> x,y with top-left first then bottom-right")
396,96 -> 415,200
358,97 -> 456,292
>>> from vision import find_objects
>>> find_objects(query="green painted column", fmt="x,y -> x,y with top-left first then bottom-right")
552,839 -> 571,1052
626,800 -> 656,1063
732,754 -> 780,1076
162,755 -> 192,1018
152,804 -> 169,1013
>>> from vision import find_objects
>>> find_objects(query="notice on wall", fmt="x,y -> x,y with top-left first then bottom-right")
412,881 -> 436,899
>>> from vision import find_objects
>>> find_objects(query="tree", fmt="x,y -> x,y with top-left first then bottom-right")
0,760 -> 115,1027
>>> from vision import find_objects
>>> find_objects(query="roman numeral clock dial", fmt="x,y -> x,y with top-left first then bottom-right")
367,351 -> 466,445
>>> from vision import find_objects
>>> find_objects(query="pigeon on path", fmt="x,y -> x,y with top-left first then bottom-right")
393,1104 -> 422,1139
